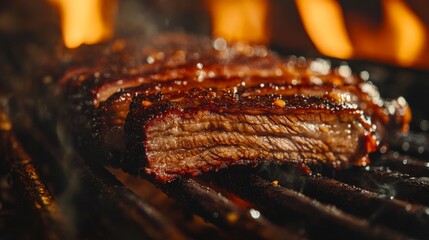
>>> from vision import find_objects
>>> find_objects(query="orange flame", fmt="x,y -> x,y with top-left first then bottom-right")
206,0 -> 269,43
50,0 -> 117,48
296,0 -> 353,59
350,0 -> 427,67
296,0 -> 427,67
382,0 -> 426,67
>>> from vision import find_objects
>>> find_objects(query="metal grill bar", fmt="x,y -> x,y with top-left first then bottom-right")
0,109 -> 71,240
74,159 -> 187,240
212,171 -> 407,240
373,151 -> 429,177
390,133 -> 429,159
333,167 -> 429,206
270,173 -> 429,239
160,178 -> 301,240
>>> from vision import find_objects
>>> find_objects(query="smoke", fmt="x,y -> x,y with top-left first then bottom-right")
115,0 -> 159,38
115,0 -> 211,39
54,121 -> 82,236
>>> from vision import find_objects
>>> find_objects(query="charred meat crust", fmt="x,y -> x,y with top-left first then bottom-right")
125,90 -> 374,182
55,34 -> 411,182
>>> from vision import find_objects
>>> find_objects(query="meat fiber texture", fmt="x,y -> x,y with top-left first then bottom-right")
57,33 -> 411,183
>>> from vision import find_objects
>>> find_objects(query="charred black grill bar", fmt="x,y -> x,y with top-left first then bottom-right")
160,178 -> 299,240
0,108 -> 70,240
66,155 -> 187,240
210,171 -> 407,240
373,151 -> 429,177
332,167 -> 429,206
256,168 -> 429,239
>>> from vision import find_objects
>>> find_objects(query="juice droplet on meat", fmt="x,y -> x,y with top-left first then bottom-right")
296,163 -> 312,175
226,212 -> 239,223
273,99 -> 285,108
356,155 -> 370,166
365,134 -> 378,153
141,100 -> 152,107
401,104 -> 412,132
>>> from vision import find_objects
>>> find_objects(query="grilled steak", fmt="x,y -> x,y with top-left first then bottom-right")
57,34 -> 411,182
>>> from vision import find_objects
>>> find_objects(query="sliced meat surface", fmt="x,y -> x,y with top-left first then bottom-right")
125,90 -> 376,182
56,33 -> 411,182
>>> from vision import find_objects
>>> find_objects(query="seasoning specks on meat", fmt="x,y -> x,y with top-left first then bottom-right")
57,33 -> 411,182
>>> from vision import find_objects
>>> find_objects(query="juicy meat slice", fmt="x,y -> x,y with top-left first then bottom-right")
57,34 -> 411,182
125,90 -> 376,182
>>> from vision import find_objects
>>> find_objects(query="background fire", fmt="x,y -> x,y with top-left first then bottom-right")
0,0 -> 428,71
0,0 -> 429,125
44,0 -> 429,69
49,0 -> 118,48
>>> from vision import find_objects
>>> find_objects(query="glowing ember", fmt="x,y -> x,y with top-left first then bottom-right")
296,0 -> 353,59
50,0 -> 117,48
206,0 -> 269,43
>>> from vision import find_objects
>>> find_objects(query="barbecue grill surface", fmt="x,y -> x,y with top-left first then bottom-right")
2,60 -> 429,239
1,2 -> 429,238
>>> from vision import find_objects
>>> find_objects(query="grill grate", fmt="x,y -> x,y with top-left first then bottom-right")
2,64 -> 429,239
211,172 -> 410,239
2,101 -> 429,240
0,123 -> 69,240
255,165 -> 429,239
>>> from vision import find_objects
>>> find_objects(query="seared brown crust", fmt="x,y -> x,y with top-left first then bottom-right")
57,33 -> 410,182
125,90 -> 374,182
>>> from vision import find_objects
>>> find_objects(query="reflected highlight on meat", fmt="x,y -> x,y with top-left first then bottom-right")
58,34 -> 410,182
